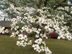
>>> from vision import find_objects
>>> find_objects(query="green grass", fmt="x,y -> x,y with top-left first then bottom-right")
0,36 -> 72,54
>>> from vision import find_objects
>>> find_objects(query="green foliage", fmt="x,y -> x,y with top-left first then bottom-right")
29,32 -> 36,37
69,0 -> 72,3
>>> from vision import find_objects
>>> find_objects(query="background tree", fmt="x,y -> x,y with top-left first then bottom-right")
0,0 -> 72,32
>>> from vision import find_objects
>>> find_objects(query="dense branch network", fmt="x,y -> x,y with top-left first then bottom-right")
53,0 -> 67,9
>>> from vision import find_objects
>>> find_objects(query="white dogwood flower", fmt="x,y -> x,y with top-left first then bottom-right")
14,26 -> 19,30
45,47 -> 52,54
41,46 -> 45,52
67,36 -> 72,40
16,40 -> 24,46
27,40 -> 32,45
18,34 -> 23,40
35,34 -> 39,38
36,47 -> 41,53
36,29 -> 41,34
21,42 -> 27,47
10,32 -> 16,38
23,35 -> 28,41
34,38 -> 42,44
32,44 -> 40,50
5,29 -> 9,33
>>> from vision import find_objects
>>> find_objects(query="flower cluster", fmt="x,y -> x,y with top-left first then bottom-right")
4,4 -> 72,54
0,26 -> 9,34
16,34 -> 32,47
32,38 -> 52,54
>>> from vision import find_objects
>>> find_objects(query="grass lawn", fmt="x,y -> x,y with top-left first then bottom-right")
0,36 -> 72,54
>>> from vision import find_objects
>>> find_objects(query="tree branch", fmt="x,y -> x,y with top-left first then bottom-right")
53,0 -> 67,10
57,9 -> 72,17
38,0 -> 42,8
44,0 -> 48,7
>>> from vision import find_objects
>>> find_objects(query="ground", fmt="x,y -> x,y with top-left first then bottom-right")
0,35 -> 72,54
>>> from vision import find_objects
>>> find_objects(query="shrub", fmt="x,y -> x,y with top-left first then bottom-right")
49,31 -> 59,39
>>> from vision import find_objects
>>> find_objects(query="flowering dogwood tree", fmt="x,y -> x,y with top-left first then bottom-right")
4,4 -> 72,54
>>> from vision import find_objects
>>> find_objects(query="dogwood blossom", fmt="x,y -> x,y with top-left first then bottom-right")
0,26 -> 9,34
34,38 -> 42,44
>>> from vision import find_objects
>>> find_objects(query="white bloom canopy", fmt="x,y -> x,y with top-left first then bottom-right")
3,4 -> 72,54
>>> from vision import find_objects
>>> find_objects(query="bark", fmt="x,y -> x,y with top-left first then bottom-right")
44,0 -> 48,7
38,0 -> 42,8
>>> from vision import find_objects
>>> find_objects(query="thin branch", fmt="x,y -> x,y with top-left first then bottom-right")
53,0 -> 67,10
44,0 -> 48,7
38,0 -> 42,8
57,9 -> 72,17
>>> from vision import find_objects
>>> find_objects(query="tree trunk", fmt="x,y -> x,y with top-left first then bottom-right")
38,0 -> 42,8
44,0 -> 48,7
